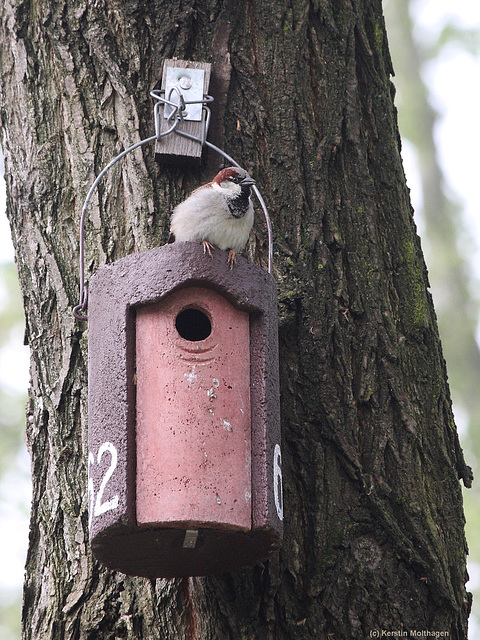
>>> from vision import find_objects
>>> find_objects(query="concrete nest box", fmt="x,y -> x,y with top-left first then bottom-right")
87,242 -> 282,578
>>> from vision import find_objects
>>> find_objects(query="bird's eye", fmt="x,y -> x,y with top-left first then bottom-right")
230,175 -> 242,184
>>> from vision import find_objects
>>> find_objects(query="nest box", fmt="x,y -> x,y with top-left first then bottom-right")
87,242 -> 282,577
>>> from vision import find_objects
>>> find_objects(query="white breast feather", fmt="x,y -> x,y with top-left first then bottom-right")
171,187 -> 254,253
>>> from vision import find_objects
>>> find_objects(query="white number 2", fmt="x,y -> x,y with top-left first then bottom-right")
88,442 -> 120,528
273,444 -> 284,521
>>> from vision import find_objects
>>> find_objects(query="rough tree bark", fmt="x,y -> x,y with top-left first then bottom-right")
0,0 -> 473,638
385,0 -> 480,469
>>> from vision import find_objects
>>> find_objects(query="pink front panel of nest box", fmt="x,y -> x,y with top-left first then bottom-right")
135,286 -> 252,530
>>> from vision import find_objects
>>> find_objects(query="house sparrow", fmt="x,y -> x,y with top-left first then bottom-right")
168,167 -> 255,268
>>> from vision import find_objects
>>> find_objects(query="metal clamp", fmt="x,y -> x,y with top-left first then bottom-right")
151,88 -> 213,147
163,67 -> 206,122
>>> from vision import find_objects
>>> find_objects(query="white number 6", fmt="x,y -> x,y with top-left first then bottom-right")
273,444 -> 284,521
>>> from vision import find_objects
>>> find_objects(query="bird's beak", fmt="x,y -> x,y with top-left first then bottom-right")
241,176 -> 256,186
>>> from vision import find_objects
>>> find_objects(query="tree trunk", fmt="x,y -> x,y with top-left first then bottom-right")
384,0 -> 480,472
0,0 -> 472,638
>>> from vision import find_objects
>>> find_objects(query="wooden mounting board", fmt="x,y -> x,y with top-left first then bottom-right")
155,59 -> 212,164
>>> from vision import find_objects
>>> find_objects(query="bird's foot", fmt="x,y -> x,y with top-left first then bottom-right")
202,240 -> 215,258
227,248 -> 236,269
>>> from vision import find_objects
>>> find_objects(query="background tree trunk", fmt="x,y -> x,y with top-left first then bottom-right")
0,0 -> 472,638
384,0 -> 480,495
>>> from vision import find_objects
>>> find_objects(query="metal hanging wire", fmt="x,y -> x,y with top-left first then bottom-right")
73,88 -> 274,322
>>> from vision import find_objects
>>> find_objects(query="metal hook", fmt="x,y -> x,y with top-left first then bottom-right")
74,87 -> 273,322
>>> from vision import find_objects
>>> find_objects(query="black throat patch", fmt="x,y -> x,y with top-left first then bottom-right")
227,186 -> 252,218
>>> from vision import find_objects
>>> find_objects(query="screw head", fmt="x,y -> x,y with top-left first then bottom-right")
179,76 -> 193,90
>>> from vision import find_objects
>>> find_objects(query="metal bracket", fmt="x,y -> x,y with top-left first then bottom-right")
155,59 -> 212,164
164,67 -> 205,122
73,59 -> 274,321
182,530 -> 199,549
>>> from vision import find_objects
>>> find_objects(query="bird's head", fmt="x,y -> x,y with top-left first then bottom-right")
212,167 -> 256,199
